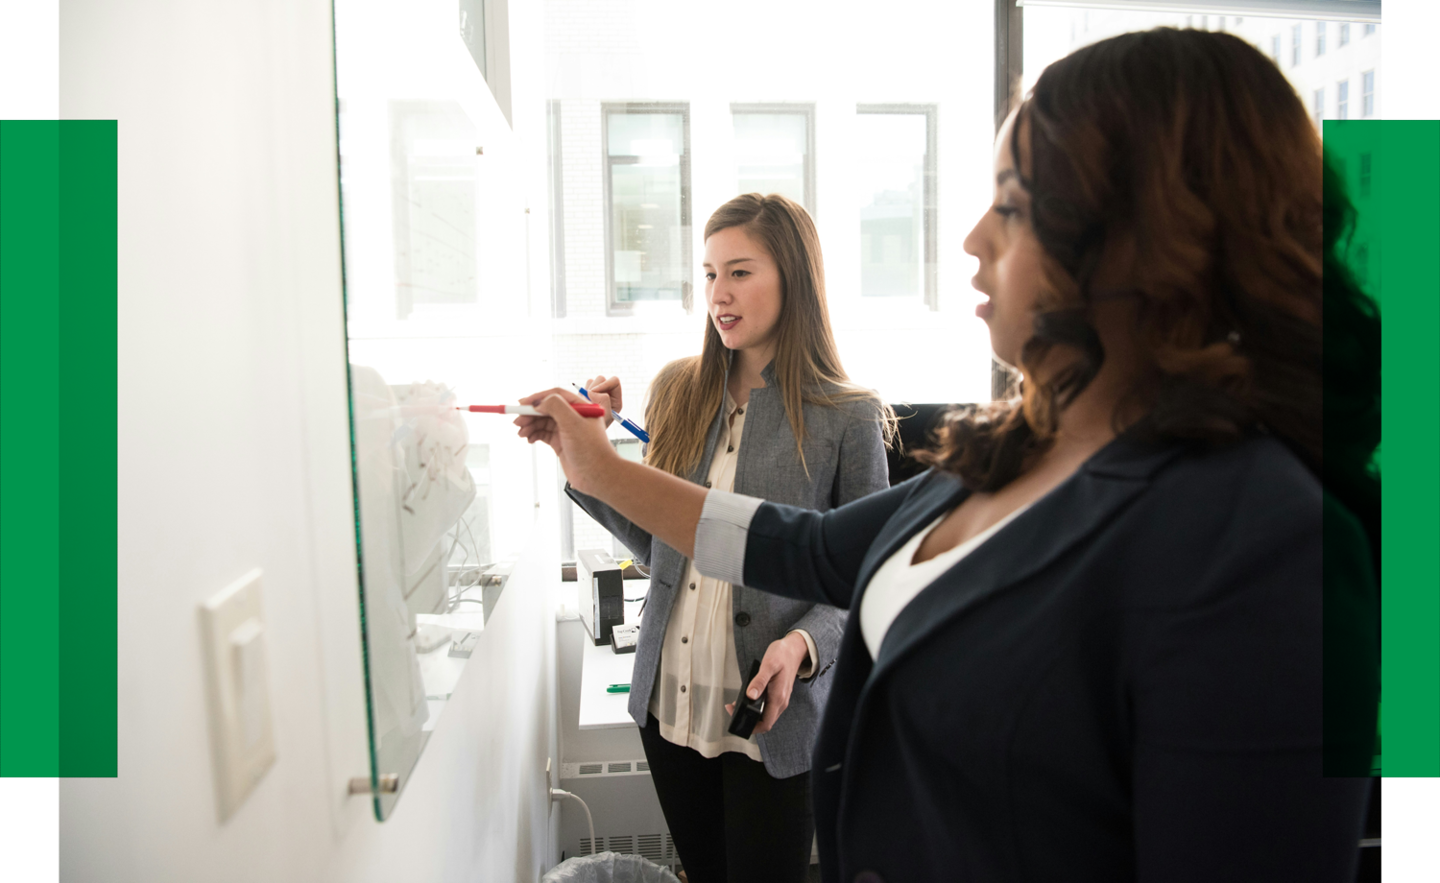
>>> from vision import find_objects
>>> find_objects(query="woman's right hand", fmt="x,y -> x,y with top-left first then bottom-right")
583,375 -> 624,429
514,387 -> 620,496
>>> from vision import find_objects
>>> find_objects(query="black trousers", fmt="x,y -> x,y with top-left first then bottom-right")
640,714 -> 815,883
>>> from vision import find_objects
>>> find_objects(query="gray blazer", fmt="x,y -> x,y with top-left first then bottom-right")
567,362 -> 889,778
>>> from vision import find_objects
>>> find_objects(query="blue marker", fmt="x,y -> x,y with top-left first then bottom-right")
574,383 -> 651,443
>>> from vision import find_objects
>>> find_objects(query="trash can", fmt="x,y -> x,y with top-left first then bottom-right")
540,851 -> 681,883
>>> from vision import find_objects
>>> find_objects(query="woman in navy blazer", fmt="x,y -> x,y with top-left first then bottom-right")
518,29 -> 1378,883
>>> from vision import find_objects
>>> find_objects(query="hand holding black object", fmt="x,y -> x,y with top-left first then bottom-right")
728,660 -> 766,739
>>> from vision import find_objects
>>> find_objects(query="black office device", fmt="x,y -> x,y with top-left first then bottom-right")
728,659 -> 766,739
577,549 -> 625,646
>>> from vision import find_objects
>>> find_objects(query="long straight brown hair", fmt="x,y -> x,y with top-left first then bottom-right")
644,193 -> 891,478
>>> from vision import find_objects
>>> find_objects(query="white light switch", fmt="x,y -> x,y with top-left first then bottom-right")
200,568 -> 276,822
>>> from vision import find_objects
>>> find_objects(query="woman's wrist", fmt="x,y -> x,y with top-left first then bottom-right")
782,631 -> 809,668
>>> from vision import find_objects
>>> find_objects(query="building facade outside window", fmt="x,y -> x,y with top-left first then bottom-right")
1271,34 -> 1281,63
1340,23 -> 1350,47
1313,88 -> 1325,127
603,105 -> 692,313
856,106 -> 938,308
1362,70 -> 1375,116
1337,80 -> 1349,120
1292,23 -> 1302,67
731,106 -> 815,213
1365,23 -> 1376,36
1316,22 -> 1326,57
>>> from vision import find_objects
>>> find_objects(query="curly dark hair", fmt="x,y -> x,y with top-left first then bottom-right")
919,28 -> 1338,490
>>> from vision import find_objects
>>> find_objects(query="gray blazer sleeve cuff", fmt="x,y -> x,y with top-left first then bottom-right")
693,490 -> 764,585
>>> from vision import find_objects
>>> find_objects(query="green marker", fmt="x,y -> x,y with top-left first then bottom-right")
607,683 -> 630,693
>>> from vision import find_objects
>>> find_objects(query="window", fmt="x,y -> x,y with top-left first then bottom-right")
459,0 -> 487,80
1337,80 -> 1349,120
389,101 -> 479,320
1316,22 -> 1326,57
1313,88 -> 1324,127
1339,23 -> 1350,47
1362,70 -> 1375,117
604,105 -> 692,312
731,105 -> 814,213
546,100 -> 567,317
1360,152 -> 1372,199
1292,24 -> 1302,67
1364,23 -> 1376,36
1271,35 -> 1281,64
856,106 -> 937,307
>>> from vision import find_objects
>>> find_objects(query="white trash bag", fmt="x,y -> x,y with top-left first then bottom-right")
540,851 -> 681,883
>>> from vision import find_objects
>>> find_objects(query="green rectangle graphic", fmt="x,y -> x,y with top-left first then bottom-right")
0,121 -> 63,776
1366,121 -> 1440,777
59,121 -> 119,777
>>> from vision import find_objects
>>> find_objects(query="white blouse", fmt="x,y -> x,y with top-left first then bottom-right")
648,391 -> 817,760
858,502 -> 1032,659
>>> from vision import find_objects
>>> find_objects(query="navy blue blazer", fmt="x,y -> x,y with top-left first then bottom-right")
737,435 -> 1375,883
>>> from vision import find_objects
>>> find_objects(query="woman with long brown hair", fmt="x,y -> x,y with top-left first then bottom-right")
538,193 -> 891,883
520,29 -> 1377,882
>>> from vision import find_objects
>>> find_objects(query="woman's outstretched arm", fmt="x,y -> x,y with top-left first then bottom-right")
518,387 -> 929,608
516,389 -> 707,558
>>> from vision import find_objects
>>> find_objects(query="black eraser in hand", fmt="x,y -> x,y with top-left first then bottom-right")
728,659 -> 766,739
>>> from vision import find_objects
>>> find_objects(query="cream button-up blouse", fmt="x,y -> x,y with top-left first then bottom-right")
647,391 -> 818,760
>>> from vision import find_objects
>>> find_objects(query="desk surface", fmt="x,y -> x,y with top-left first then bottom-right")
576,589 -> 647,730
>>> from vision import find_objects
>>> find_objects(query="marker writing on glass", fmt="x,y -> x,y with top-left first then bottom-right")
574,384 -> 651,443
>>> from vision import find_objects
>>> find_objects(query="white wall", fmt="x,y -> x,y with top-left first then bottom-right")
58,0 -> 560,880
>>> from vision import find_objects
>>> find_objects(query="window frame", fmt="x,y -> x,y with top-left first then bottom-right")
546,99 -> 567,318
1313,87 -> 1325,127
1292,23 -> 1302,67
1316,21 -> 1326,56
601,101 -> 694,316
993,0 -> 1023,398
1339,22 -> 1350,46
855,103 -> 940,312
729,102 -> 817,216
1361,69 -> 1375,117
1337,79 -> 1349,120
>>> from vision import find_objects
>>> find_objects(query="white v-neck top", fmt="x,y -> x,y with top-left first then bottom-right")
858,502 -> 1033,659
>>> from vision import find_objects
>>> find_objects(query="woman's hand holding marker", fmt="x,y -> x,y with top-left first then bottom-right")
582,375 -> 624,429
514,387 -> 619,496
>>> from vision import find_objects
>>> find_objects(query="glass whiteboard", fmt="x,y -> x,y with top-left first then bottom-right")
333,0 -> 549,820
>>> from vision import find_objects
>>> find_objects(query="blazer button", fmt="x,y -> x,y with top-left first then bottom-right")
704,480 -> 712,488
734,612 -> 751,627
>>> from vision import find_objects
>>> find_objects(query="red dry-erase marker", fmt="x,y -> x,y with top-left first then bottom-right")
458,403 -> 606,418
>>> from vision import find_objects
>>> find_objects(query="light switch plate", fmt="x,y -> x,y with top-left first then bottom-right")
200,568 -> 277,822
